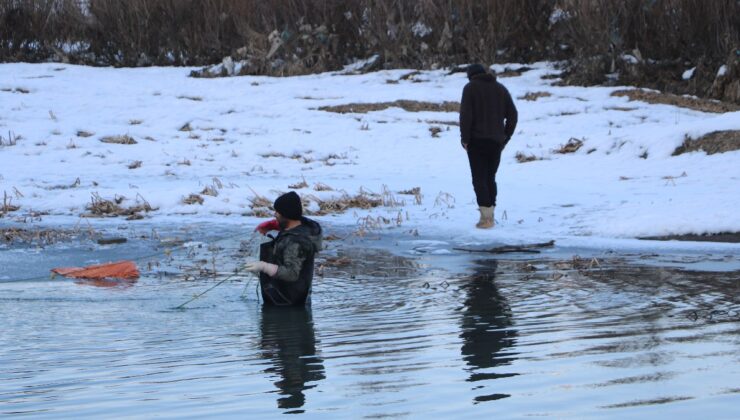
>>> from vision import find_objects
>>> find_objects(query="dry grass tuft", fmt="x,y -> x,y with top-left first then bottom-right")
246,187 -> 273,217
313,182 -> 333,192
249,194 -> 272,209
179,122 -> 192,132
182,193 -> 204,205
44,178 -> 81,190
611,89 -> 739,114
515,152 -> 541,163
288,176 -> 309,189
128,160 -> 142,169
398,187 -> 420,195
1,191 -> 20,215
319,100 -> 459,114
399,187 -> 423,205
76,130 -> 94,137
433,192 -> 455,208
554,138 -> 584,154
381,185 -> 404,207
100,135 -> 137,145
550,255 -> 603,271
200,185 -> 219,197
320,153 -> 346,165
519,91 -> 552,101
310,192 -> 383,215
672,130 -> 740,156
354,215 -> 394,235
84,192 -> 155,218
259,151 -> 285,158
0,131 -> 20,147
86,193 -> 124,215
259,151 -> 314,164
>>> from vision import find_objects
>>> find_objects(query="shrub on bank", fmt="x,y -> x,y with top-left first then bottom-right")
1,0 -> 738,102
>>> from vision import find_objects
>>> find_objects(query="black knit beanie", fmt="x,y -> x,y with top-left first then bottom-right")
273,191 -> 302,220
466,63 -> 486,79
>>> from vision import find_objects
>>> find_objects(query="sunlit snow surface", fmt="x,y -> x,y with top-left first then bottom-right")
1,62 -> 739,249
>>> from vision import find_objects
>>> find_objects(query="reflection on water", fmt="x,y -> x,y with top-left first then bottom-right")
459,260 -> 518,403
260,306 -> 325,412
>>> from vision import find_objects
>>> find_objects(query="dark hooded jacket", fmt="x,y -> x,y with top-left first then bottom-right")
259,217 -> 322,306
460,73 -> 518,147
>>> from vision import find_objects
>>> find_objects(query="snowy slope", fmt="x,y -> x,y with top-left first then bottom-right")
1,62 -> 738,248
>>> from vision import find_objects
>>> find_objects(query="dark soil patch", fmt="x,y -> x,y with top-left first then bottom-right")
672,130 -> 740,155
498,66 -> 532,78
319,100 -> 459,114
611,89 -> 740,114
639,232 -> 740,243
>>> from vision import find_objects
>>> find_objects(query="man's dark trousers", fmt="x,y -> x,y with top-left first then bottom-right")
467,141 -> 504,208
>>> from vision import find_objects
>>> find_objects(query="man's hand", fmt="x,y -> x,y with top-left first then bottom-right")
461,142 -> 468,151
244,261 -> 278,276
255,219 -> 280,235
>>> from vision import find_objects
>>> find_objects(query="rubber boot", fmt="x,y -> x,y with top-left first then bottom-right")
476,206 -> 494,229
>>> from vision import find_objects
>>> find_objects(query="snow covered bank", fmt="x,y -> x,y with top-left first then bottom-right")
1,62 -> 738,249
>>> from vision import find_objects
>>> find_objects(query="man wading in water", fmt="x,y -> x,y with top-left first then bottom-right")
460,63 -> 518,229
244,191 -> 322,306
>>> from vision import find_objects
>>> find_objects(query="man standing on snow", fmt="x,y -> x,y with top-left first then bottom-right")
244,191 -> 322,306
460,63 -> 518,229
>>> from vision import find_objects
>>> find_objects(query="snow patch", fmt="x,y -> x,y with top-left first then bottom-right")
717,65 -> 728,77
411,21 -> 432,38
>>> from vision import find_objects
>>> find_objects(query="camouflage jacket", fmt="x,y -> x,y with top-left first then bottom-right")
259,217 -> 322,305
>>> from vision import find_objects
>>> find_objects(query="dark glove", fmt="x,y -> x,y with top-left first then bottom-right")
255,219 -> 280,235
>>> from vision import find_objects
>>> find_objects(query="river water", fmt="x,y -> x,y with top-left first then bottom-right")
1,223 -> 739,418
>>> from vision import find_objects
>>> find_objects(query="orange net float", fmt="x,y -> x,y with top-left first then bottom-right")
51,261 -> 140,283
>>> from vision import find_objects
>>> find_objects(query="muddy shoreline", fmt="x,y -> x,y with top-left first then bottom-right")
639,232 -> 740,243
